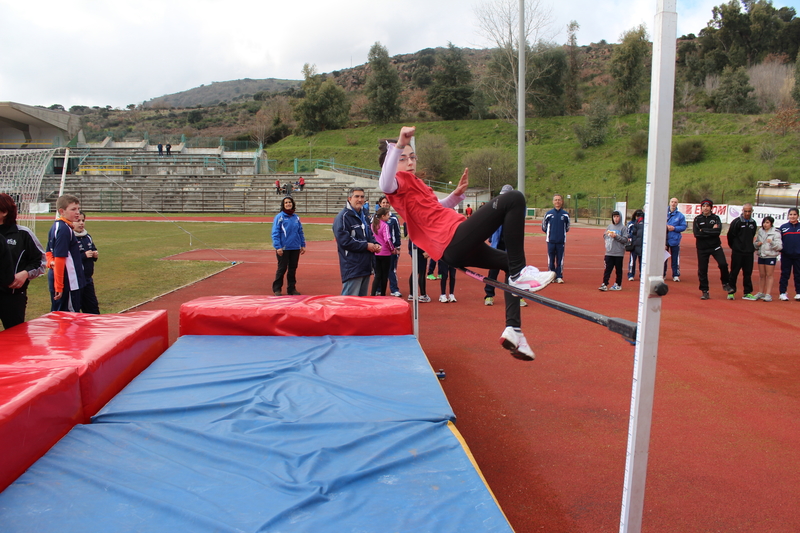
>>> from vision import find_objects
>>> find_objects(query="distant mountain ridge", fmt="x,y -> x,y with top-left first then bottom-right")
144,78 -> 301,108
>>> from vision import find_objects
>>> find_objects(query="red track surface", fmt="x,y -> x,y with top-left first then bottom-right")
130,221 -> 800,533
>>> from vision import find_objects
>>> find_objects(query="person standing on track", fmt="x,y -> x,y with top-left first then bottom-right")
333,188 -> 380,297
727,203 -> 758,300
379,126 -> 554,361
754,216 -> 782,301
599,210 -> 628,291
693,199 -> 731,300
74,212 -> 100,314
665,197 -> 686,282
271,196 -> 306,296
378,196 -> 403,297
778,207 -> 800,301
370,207 -> 394,296
542,193 -> 569,284
46,194 -> 86,312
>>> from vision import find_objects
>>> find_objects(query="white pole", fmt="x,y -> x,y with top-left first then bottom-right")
517,0 -> 526,193
57,147 -> 70,219
412,246 -> 420,338
619,2 -> 677,532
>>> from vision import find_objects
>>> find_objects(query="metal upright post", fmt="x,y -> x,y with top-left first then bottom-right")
517,0 -> 526,193
619,1 -> 677,532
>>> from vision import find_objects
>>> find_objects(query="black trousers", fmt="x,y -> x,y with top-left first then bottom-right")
728,251 -> 754,295
442,190 -> 526,329
371,255 -> 391,296
273,249 -> 300,294
409,248 -> 427,296
0,290 -> 28,329
603,255 -> 624,286
81,278 -> 100,314
697,245 -> 729,292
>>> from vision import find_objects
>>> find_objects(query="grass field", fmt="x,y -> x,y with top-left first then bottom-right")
18,219 -> 334,327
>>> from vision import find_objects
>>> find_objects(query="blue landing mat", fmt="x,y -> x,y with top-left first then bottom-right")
93,335 -> 455,427
0,420 -> 512,532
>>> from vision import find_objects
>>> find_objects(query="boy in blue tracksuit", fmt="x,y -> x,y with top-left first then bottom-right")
46,194 -> 86,312
542,193 -> 570,283
74,212 -> 100,314
665,197 -> 687,281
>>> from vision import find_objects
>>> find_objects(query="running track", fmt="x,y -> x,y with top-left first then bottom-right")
128,218 -> 800,533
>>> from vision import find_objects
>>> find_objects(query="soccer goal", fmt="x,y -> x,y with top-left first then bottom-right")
0,148 -> 56,233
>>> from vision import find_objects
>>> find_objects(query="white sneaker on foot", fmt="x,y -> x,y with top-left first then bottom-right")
509,267 -> 555,293
779,293 -> 789,301
419,295 -> 431,303
519,298 -> 527,306
448,294 -> 457,303
795,294 -> 800,301
610,284 -> 622,291
484,296 -> 494,306
673,276 -> 680,282
500,327 -> 534,360
599,284 -> 608,291
764,294 -> 773,302
556,277 -> 564,284
439,294 -> 448,303
391,291 -> 402,297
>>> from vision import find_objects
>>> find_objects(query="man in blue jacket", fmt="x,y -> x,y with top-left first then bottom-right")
665,197 -> 687,282
333,188 -> 380,296
542,193 -> 570,283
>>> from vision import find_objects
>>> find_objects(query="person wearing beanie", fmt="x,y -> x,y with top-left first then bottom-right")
693,199 -> 731,300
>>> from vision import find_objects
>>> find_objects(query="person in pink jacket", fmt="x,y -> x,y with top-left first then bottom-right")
371,207 -> 395,296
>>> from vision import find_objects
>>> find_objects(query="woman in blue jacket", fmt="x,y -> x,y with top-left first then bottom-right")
778,207 -> 800,301
271,196 -> 306,296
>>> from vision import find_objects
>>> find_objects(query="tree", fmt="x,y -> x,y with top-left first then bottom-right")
711,66 -> 760,113
251,95 -> 294,146
416,134 -> 451,178
293,63 -> 350,134
564,20 -> 582,114
474,0 -> 556,122
610,24 -> 650,115
428,43 -> 474,120
363,42 -> 402,125
528,43 -> 567,117
462,148 -> 516,195
793,59 -> 800,105
574,102 -> 610,148
412,49 -> 436,89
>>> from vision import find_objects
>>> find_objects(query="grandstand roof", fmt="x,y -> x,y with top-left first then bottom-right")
0,101 -> 81,142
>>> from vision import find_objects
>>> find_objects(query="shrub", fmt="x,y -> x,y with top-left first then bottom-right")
574,103 -> 609,148
619,161 -> 637,184
672,139 -> 705,165
742,143 -> 751,153
416,134 -> 451,179
574,149 -> 586,161
629,131 -> 648,156
770,168 -> 790,181
760,143 -> 777,163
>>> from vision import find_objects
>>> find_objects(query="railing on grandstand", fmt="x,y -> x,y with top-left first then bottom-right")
293,158 -> 456,194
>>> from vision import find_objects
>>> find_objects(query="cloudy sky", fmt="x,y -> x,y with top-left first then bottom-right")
1,0 -> 798,109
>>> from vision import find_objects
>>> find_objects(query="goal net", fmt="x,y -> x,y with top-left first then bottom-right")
0,148 -> 56,233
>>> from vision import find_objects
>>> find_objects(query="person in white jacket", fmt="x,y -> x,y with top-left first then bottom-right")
753,216 -> 782,302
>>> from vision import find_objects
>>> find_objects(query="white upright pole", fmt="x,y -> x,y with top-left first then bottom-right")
517,0 -> 526,193
57,147 -> 70,219
619,2 -> 677,532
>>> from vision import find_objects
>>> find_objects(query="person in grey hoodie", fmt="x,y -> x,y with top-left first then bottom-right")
600,211 -> 628,291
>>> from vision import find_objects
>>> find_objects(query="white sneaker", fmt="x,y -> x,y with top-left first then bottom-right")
439,294 -> 449,303
509,267 -> 555,293
628,277 -> 635,282
419,295 -> 431,303
500,327 -> 535,360
673,276 -> 680,282
448,294 -> 457,303
780,293 -> 789,301
610,284 -> 622,291
795,294 -> 800,301
599,284 -> 608,291
391,291 -> 402,297
556,277 -> 564,284
764,294 -> 773,302
407,294 -> 414,301
484,297 -> 494,306
519,299 -> 527,306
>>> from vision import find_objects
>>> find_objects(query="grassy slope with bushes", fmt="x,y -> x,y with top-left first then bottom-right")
267,113 -> 799,209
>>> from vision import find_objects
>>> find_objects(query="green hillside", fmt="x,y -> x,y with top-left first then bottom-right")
266,113 -> 800,209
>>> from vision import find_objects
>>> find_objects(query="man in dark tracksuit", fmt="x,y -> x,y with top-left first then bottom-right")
726,203 -> 758,300
542,193 -> 570,283
693,199 -> 731,300
0,219 -> 46,329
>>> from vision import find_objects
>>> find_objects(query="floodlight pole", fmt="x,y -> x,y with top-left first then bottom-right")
517,0 -> 526,194
619,1 -> 677,532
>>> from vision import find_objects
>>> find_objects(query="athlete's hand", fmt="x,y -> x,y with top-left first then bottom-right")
398,126 -> 415,148
453,168 -> 469,196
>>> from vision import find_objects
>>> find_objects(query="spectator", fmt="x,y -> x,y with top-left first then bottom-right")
333,188 -> 379,296
542,193 -> 570,283
693,199 -> 731,300
599,210 -> 628,291
665,197 -> 686,281
74,212 -> 100,314
298,176 -> 305,191
370,207 -> 394,296
627,209 -> 644,281
378,196 -> 403,297
407,239 -> 431,303
275,179 -> 281,195
46,194 -> 86,312
271,196 -> 306,296
0,193 -> 46,329
754,216 -> 782,302
157,143 -> 163,156
778,207 -> 800,301
465,204 -> 473,217
166,143 -> 172,156
727,203 -> 758,300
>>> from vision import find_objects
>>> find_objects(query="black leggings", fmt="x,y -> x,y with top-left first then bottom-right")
441,190 -> 527,328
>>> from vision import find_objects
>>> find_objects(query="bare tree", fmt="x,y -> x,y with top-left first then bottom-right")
474,0 -> 557,122
251,95 -> 294,146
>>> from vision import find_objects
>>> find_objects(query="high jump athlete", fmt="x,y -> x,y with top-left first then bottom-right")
379,126 -> 554,360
